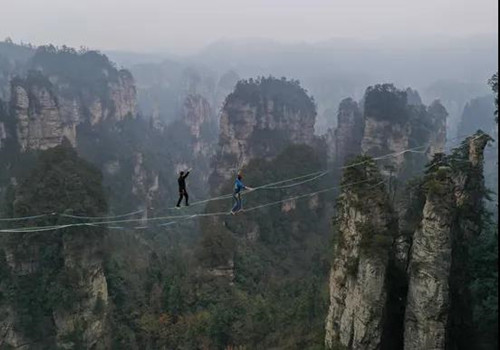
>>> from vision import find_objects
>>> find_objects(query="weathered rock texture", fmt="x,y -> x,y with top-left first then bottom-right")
211,78 -> 316,190
426,101 -> 448,157
1,231 -> 109,350
12,79 -> 77,151
325,158 -> 396,349
131,151 -> 159,220
403,132 -> 491,350
325,97 -> 364,166
328,85 -> 447,180
404,166 -> 455,350
446,132 -> 492,349
53,233 -> 109,349
325,131 -> 491,350
10,69 -> 136,152
182,94 -> 215,157
0,144 -> 110,349
203,78 -> 321,288
343,85 -> 447,179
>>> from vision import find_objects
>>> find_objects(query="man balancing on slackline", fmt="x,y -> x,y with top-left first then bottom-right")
231,171 -> 253,215
176,168 -> 192,208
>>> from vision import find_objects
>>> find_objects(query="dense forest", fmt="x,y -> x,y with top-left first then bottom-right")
0,40 -> 497,350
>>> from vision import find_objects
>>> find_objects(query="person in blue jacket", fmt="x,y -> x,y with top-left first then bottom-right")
231,172 -> 253,215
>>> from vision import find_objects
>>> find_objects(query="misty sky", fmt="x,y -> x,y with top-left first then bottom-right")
1,0 -> 498,53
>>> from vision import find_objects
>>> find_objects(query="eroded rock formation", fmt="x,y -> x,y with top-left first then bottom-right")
327,85 -> 447,181
211,77 -> 316,190
325,157 -> 396,349
182,94 -> 215,157
10,67 -> 136,152
404,164 -> 455,350
0,144 -> 109,349
325,131 -> 492,350
360,85 -> 447,177
325,97 -> 364,166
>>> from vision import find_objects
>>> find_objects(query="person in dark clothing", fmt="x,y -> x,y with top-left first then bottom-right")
176,168 -> 191,208
231,173 -> 253,215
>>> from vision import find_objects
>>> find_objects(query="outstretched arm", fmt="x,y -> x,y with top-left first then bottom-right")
183,168 -> 192,179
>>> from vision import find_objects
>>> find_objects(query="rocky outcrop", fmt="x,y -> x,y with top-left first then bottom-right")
0,144 -> 110,349
326,98 -> 364,165
361,116 -> 411,174
328,85 -> 447,179
53,233 -> 109,349
426,101 -> 447,158
325,131 -> 491,350
325,158 -> 396,349
1,230 -> 109,349
404,165 -> 455,350
12,80 -> 77,151
108,70 -> 136,122
182,94 -> 215,157
359,85 -> 447,178
451,132 -> 492,238
211,77 -> 316,190
10,68 -> 136,152
131,152 -> 159,219
403,132 -> 491,350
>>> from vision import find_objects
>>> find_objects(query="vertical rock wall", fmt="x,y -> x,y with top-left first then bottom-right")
325,159 -> 396,349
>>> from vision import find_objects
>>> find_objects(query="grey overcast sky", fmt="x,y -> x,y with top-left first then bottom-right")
0,0 -> 498,53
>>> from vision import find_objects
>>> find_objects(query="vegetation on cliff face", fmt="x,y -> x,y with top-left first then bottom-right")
326,156 -> 397,350
324,130 -> 496,350
29,45 -> 124,104
64,144 -> 332,350
0,142 -> 108,345
0,41 -> 497,349
225,76 -> 316,114
364,83 -> 409,123
404,132 -> 497,350
193,144 -> 332,349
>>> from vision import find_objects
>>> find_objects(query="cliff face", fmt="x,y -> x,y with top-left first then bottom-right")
361,117 -> 411,172
447,132 -> 492,349
403,133 -> 491,350
404,166 -> 455,350
426,101 -> 448,157
53,233 -> 108,349
325,131 -> 491,350
131,151 -> 159,219
328,85 -> 447,180
211,77 -> 316,190
8,49 -> 137,152
85,70 -> 136,126
0,145 -> 110,349
12,79 -> 78,151
358,85 -> 447,178
325,158 -> 396,349
326,98 -> 363,165
182,94 -> 216,157
108,71 -> 137,122
1,232 -> 109,349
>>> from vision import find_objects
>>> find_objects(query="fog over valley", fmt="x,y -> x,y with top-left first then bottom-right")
0,1 -> 497,349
